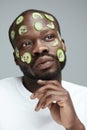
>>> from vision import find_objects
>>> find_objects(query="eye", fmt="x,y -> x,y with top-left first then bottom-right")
22,41 -> 32,48
45,34 -> 54,41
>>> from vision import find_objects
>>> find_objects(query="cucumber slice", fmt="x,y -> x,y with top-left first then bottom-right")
18,25 -> 27,35
11,30 -> 15,40
34,22 -> 43,31
16,16 -> 24,25
15,47 -> 20,58
44,14 -> 54,21
21,52 -> 32,64
56,49 -> 65,62
32,12 -> 43,19
52,39 -> 59,47
47,22 -> 55,29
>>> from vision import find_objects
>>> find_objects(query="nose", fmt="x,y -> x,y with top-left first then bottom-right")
32,40 -> 49,57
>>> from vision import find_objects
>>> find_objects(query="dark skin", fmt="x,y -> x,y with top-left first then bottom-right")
10,10 -> 85,130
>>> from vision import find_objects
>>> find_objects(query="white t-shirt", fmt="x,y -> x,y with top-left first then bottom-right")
0,77 -> 87,130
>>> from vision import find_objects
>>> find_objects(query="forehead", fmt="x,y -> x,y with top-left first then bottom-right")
10,11 -> 58,44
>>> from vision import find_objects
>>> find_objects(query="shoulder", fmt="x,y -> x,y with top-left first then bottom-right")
62,80 -> 87,92
62,80 -> 87,99
0,77 -> 23,102
0,76 -> 22,84
0,77 -> 22,91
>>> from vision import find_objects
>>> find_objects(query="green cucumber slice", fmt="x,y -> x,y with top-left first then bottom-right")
45,14 -> 54,21
34,22 -> 43,31
11,30 -> 15,40
21,52 -> 32,64
16,16 -> 24,25
47,22 -> 55,29
52,39 -> 59,47
56,49 -> 65,62
32,12 -> 43,19
15,47 -> 20,58
18,25 -> 27,35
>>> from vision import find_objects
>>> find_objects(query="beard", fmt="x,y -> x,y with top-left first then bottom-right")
19,53 -> 66,80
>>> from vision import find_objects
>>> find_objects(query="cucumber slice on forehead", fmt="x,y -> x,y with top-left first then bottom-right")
18,25 -> 27,35
32,12 -> 43,19
16,16 -> 24,25
44,14 -> 54,22
34,22 -> 43,31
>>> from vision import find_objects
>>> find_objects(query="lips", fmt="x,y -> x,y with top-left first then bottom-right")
33,56 -> 54,70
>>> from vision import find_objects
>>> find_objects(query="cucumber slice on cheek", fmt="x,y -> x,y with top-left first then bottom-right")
15,47 -> 32,64
21,52 -> 32,64
56,49 -> 65,62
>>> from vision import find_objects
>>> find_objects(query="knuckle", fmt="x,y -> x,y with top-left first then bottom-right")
48,94 -> 54,100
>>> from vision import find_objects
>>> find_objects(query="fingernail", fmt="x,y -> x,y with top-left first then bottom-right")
35,106 -> 39,112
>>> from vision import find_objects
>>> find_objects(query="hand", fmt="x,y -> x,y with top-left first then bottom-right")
30,80 -> 79,129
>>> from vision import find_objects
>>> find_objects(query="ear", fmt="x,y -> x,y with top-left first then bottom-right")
13,52 -> 19,65
61,39 -> 66,52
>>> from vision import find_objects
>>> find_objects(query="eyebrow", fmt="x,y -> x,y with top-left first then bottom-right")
40,29 -> 56,36
15,28 -> 57,41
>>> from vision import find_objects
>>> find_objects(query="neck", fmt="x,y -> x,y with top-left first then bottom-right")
22,74 -> 62,93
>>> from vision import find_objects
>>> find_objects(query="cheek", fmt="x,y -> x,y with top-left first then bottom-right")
15,48 -> 32,64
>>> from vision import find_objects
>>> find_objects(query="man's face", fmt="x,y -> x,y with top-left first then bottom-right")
10,11 -> 66,80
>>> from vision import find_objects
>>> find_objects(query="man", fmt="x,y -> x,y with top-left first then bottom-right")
0,9 -> 86,130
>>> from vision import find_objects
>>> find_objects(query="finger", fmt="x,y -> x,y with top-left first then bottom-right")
30,92 -> 44,100
30,83 -> 65,100
41,94 -> 64,108
34,92 -> 54,111
35,82 -> 60,94
35,100 -> 42,111
30,85 -> 54,99
37,80 -> 62,87
35,90 -> 66,111
35,94 -> 63,111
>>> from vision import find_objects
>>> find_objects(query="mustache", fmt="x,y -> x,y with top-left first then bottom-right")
31,53 -> 58,65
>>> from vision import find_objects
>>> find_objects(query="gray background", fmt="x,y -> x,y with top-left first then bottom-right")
0,0 -> 87,86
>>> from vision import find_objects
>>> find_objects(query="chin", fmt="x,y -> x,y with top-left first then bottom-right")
33,69 -> 61,80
